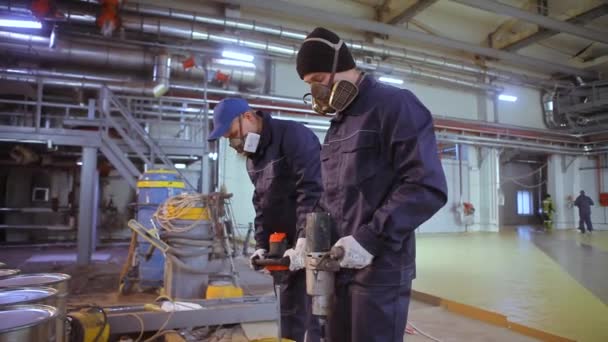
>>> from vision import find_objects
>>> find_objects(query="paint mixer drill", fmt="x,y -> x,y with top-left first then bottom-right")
305,211 -> 343,342
251,213 -> 343,342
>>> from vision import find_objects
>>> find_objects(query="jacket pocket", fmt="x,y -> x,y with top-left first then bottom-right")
341,131 -> 380,185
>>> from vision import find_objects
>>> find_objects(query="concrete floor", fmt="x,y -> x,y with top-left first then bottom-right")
6,229 -> 608,341
415,228 -> 608,342
0,242 -> 540,341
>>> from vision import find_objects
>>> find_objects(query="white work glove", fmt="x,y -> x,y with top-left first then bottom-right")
283,238 -> 306,271
333,235 -> 374,269
249,248 -> 267,270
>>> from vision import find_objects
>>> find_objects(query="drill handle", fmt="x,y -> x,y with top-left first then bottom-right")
252,257 -> 290,267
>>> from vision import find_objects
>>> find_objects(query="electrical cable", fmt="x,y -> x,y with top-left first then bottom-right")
508,179 -> 547,189
125,313 -> 144,342
408,321 -> 443,342
500,162 -> 547,182
153,193 -> 206,233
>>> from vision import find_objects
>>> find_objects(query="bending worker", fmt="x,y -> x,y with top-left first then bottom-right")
574,190 -> 594,234
208,98 -> 322,342
296,27 -> 448,342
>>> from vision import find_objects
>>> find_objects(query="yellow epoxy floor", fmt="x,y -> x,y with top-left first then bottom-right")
414,231 -> 608,342
576,231 -> 608,253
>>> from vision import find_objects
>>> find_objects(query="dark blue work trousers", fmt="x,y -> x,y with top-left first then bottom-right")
280,269 -> 320,342
579,213 -> 594,232
328,277 -> 412,342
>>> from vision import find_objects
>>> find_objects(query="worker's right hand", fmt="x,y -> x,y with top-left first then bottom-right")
333,235 -> 374,269
249,248 -> 267,270
283,237 -> 306,271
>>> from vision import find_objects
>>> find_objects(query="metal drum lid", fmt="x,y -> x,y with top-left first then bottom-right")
0,287 -> 58,306
0,305 -> 58,333
0,269 -> 20,279
0,273 -> 71,288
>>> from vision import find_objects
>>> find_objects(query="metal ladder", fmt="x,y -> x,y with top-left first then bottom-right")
98,86 -> 195,190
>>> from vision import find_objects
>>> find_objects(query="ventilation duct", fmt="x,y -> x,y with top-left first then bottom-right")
112,2 -> 564,88
0,1 -> 557,90
545,81 -> 608,132
356,58 -> 502,92
0,31 -> 264,87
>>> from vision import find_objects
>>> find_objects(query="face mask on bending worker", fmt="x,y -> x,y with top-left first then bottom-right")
301,38 -> 360,115
229,116 -> 261,156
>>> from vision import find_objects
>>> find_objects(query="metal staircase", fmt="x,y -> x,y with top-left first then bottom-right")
98,86 -> 195,190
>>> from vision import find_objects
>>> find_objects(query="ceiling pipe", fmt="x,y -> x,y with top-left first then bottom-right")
221,0 -> 596,77
99,1 -> 568,89
4,2 -> 554,90
356,58 -> 503,92
0,55 -> 172,97
1,76 -> 606,152
0,31 -> 265,87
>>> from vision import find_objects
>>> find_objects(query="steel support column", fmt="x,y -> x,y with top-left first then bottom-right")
77,146 -> 99,265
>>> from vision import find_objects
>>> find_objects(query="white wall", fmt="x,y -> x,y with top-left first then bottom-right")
418,159 -> 468,233
400,82 -> 480,121
272,61 -> 309,98
271,60 -> 546,129
547,155 -> 608,230
495,83 -> 545,129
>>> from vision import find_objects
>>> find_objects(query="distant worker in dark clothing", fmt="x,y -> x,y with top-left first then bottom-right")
574,190 -> 594,234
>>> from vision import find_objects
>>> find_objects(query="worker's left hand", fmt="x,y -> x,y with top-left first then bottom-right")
283,237 -> 306,271
333,235 -> 374,269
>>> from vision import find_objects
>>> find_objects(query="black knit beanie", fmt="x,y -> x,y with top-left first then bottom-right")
296,27 -> 356,80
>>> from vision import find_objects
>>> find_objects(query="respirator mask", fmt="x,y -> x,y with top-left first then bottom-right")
303,38 -> 359,115
229,116 -> 260,156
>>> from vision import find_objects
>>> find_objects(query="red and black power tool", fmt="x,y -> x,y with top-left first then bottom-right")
251,232 -> 292,340
251,232 -> 291,279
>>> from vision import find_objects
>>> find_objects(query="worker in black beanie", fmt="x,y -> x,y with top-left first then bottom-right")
297,27 -> 448,342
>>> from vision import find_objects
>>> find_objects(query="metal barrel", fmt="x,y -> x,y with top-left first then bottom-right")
0,287 -> 59,307
0,304 -> 58,342
0,269 -> 20,280
163,219 -> 214,300
0,274 -> 70,342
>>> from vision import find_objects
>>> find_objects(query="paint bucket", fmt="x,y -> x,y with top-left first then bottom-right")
0,269 -> 19,280
0,274 -> 70,342
0,287 -> 59,307
0,304 -> 58,342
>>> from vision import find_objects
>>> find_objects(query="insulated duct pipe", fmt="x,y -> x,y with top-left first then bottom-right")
0,32 -> 263,87
9,4 -> 549,90
0,54 -> 172,97
356,58 -> 502,92
0,1 -> 576,88
79,1 -> 566,88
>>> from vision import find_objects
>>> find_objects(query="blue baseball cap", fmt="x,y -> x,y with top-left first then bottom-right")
208,98 -> 250,141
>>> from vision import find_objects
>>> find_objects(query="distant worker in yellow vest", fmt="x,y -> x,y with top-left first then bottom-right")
542,194 -> 555,231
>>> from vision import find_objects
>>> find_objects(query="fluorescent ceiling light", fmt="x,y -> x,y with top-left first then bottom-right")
174,163 -> 187,169
0,18 -> 42,29
498,94 -> 518,102
76,161 -> 83,166
215,58 -> 256,69
378,76 -> 404,85
222,50 -> 254,62
49,28 -> 56,48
